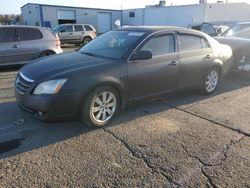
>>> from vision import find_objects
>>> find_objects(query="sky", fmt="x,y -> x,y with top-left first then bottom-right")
0,0 -> 248,14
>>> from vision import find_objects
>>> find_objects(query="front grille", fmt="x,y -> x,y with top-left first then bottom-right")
15,72 -> 34,95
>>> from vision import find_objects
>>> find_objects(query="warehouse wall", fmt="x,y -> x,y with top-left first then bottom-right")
122,9 -> 145,26
204,3 -> 250,24
144,4 -> 205,27
21,4 -> 41,26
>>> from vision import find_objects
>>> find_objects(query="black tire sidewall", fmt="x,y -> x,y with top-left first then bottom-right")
81,86 -> 120,127
83,37 -> 91,45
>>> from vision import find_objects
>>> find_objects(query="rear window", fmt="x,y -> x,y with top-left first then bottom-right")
84,25 -> 94,31
179,34 -> 203,51
17,28 -> 43,41
75,25 -> 84,32
0,28 -> 15,43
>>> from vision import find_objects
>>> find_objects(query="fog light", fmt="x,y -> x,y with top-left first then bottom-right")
38,112 -> 43,116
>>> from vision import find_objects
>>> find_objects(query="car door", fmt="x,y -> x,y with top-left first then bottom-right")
0,27 -> 18,65
58,25 -> 74,43
15,27 -> 42,62
127,33 -> 180,101
74,25 -> 85,41
177,33 -> 213,88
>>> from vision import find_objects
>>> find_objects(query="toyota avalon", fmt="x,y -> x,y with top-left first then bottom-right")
15,26 -> 232,127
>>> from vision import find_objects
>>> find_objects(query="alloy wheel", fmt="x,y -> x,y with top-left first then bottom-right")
90,91 -> 117,123
205,70 -> 219,92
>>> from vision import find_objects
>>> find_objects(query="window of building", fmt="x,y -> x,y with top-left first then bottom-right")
141,34 -> 175,56
17,28 -> 43,41
129,11 -> 135,18
0,28 -> 15,43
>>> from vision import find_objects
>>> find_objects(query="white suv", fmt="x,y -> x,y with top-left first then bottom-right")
52,24 -> 97,46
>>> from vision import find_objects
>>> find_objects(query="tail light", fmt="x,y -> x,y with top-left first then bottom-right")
55,36 -> 61,47
92,31 -> 97,37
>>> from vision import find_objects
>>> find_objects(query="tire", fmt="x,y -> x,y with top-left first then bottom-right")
200,68 -> 221,94
82,37 -> 92,46
81,86 -> 120,127
39,50 -> 55,58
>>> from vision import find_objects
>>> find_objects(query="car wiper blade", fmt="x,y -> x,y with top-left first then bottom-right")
80,51 -> 98,57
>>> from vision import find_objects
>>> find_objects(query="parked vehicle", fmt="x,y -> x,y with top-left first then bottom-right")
189,22 -> 229,36
51,24 -> 97,46
0,26 -> 62,66
15,26 -> 232,127
215,22 -> 250,72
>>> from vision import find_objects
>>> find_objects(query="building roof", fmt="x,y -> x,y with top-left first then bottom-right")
21,3 -> 121,12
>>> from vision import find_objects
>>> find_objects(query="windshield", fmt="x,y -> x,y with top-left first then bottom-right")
79,30 -> 146,60
51,25 -> 65,33
222,23 -> 250,39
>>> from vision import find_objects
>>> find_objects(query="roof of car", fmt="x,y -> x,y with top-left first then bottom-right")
0,25 -> 49,30
120,26 -> 205,36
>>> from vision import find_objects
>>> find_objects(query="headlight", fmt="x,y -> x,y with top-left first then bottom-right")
33,79 -> 67,95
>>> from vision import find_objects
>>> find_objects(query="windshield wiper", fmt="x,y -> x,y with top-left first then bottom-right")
80,51 -> 98,57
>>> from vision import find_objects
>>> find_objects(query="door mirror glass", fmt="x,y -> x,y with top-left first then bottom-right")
131,50 -> 153,61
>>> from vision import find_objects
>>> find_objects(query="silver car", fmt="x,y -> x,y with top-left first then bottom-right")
51,24 -> 97,46
0,26 -> 63,67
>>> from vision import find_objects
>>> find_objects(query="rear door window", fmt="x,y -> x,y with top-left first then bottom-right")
179,34 -> 203,51
17,28 -> 43,41
84,25 -> 94,31
0,28 -> 15,43
141,34 -> 175,56
75,25 -> 84,32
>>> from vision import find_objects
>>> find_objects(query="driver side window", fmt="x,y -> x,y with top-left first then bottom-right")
141,34 -> 175,56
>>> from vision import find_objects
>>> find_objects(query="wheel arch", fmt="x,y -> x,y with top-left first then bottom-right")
78,80 -> 127,115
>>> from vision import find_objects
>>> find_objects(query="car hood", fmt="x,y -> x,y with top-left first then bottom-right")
20,51 -> 114,81
214,37 -> 250,51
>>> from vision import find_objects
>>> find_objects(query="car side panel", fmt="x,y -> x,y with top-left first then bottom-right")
178,48 -> 213,88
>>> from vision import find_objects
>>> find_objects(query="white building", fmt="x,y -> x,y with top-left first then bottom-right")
123,2 -> 250,27
21,3 -> 122,33
21,2 -> 250,33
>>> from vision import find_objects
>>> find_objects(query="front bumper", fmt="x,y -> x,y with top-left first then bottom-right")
15,90 -> 80,121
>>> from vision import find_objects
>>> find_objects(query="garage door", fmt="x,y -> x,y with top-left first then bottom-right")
97,12 -> 111,33
57,10 -> 76,24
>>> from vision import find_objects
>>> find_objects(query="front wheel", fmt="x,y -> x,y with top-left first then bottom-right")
200,68 -> 220,94
81,86 -> 120,127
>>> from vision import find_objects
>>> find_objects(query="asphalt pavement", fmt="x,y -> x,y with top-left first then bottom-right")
0,48 -> 249,187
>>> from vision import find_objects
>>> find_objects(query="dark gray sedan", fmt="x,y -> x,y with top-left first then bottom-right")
15,26 -> 232,127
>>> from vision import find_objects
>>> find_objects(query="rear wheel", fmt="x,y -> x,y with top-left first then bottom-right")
82,37 -> 92,46
200,68 -> 220,94
39,50 -> 55,58
81,86 -> 120,127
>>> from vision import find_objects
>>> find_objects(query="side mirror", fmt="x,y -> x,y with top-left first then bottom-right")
131,50 -> 153,61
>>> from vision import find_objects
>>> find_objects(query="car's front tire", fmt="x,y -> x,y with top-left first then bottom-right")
81,86 -> 120,127
200,68 -> 221,94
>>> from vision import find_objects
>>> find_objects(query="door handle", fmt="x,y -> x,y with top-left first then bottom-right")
69,33 -> 73,35
13,45 -> 18,48
204,55 -> 211,59
169,60 -> 178,66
